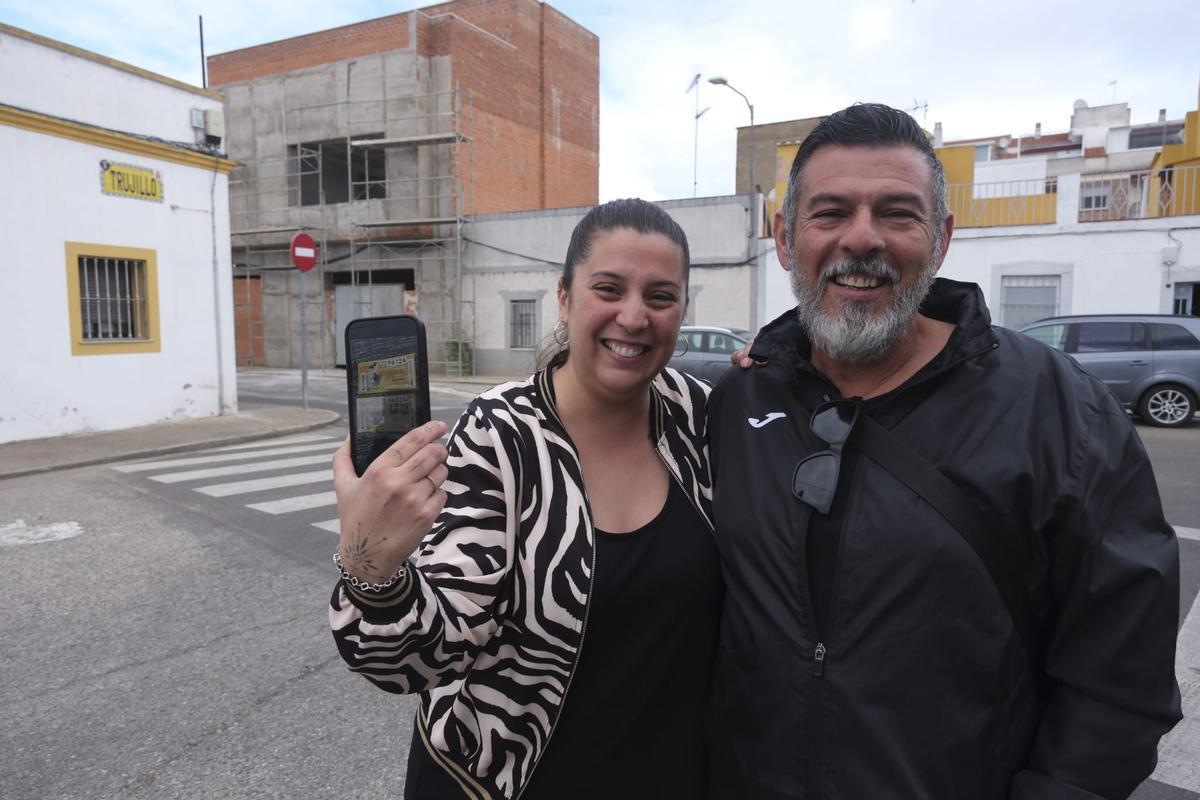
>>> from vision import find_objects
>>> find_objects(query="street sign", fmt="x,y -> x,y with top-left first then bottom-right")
290,232 -> 318,272
290,231 -> 318,408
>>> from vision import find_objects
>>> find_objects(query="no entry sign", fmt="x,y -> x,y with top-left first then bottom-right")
290,232 -> 318,272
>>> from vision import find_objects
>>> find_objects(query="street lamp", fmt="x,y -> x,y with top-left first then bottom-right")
709,76 -> 756,234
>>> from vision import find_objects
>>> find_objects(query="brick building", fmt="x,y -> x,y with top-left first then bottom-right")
208,0 -> 599,370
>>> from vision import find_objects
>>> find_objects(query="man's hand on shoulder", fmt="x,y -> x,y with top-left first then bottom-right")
730,337 -> 767,369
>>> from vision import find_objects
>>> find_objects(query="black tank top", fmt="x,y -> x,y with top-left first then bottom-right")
521,477 -> 724,799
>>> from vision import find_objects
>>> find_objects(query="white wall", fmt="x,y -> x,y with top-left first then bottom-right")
0,28 -> 222,142
760,244 -> 796,327
975,156 -> 1047,188
0,107 -> 234,443
941,222 -> 1200,326
1070,102 -> 1131,149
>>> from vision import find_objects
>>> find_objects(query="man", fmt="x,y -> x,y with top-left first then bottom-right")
707,103 -> 1181,799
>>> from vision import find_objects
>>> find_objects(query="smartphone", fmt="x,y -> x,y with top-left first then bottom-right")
345,315 -> 432,476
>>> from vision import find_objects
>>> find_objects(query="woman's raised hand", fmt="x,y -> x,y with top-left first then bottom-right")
332,420 -> 449,584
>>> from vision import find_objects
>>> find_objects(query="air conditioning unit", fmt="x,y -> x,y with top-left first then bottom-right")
203,109 -> 225,139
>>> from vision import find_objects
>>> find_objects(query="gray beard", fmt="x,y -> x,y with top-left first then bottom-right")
789,253 -> 938,366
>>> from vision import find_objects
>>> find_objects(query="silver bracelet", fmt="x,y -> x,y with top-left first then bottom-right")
332,549 -> 409,593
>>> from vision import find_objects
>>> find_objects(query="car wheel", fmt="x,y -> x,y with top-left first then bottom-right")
1137,384 -> 1197,428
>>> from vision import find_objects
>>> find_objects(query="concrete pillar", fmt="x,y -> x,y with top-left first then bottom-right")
1055,173 -> 1081,227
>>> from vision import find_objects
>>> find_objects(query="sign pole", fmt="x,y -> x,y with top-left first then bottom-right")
300,269 -> 309,410
290,232 -> 319,412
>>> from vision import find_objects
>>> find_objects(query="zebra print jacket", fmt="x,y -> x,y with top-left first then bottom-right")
329,367 -> 713,800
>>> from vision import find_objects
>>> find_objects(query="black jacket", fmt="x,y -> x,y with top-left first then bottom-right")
707,279 -> 1181,800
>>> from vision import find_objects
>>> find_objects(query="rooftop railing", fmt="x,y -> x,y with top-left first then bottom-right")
944,163 -> 1200,229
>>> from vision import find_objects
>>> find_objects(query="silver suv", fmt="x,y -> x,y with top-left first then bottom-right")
1019,315 -> 1200,427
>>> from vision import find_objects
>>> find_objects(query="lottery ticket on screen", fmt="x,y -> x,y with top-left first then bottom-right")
357,354 -> 416,395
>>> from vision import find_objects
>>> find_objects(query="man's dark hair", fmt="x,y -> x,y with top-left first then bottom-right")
539,197 -> 690,369
781,103 -> 948,256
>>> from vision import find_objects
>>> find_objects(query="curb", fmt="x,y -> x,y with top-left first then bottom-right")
0,410 -> 343,481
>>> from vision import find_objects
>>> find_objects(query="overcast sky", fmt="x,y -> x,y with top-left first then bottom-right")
4,0 -> 1198,201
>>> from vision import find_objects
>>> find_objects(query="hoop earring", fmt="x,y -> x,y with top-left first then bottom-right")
673,335 -> 689,357
553,320 -> 569,346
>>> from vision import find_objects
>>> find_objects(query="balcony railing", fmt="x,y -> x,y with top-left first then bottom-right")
1078,164 -> 1200,222
946,179 -> 1057,228
944,164 -> 1200,229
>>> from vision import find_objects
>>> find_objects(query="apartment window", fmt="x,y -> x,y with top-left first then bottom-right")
1080,184 -> 1109,211
293,136 -> 386,206
509,299 -> 538,348
1044,177 -> 1058,195
65,242 -> 160,355
973,144 -> 991,163
1128,124 -> 1185,150
1000,275 -> 1059,329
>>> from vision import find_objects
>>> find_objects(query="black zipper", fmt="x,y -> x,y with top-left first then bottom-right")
804,444 -> 866,800
810,640 -> 826,800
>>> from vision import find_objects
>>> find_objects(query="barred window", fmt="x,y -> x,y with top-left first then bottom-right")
509,299 -> 537,348
66,242 -> 159,356
1000,275 -> 1060,329
78,256 -> 150,341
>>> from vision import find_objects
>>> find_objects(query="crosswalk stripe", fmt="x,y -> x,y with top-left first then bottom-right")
149,454 -> 334,483
313,519 -> 340,534
1175,526 -> 1200,542
114,441 -> 339,473
206,433 -> 339,452
194,469 -> 331,497
247,491 -> 337,514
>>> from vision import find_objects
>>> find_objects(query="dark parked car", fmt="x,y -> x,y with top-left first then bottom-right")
1019,314 -> 1200,427
669,325 -> 752,385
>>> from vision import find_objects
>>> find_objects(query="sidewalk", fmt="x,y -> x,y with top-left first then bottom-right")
0,405 -> 340,480
0,369 -> 524,481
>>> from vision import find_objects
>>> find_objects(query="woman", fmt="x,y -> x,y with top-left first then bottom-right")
329,198 -> 722,799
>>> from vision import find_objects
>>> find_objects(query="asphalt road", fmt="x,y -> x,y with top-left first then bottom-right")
0,368 -> 1196,799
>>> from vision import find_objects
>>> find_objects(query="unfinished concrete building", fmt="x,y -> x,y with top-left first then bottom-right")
207,0 -> 599,372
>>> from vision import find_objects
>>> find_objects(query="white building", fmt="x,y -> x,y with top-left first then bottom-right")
753,97 -> 1200,329
933,98 -> 1200,328
0,24 -> 236,443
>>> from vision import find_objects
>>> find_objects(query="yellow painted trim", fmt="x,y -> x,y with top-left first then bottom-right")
0,105 -> 235,175
0,23 -> 224,101
65,242 -> 162,356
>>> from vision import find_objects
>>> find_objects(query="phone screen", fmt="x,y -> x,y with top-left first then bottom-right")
346,315 -> 431,475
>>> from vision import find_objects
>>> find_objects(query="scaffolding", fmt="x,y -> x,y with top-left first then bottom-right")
229,87 -> 475,375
